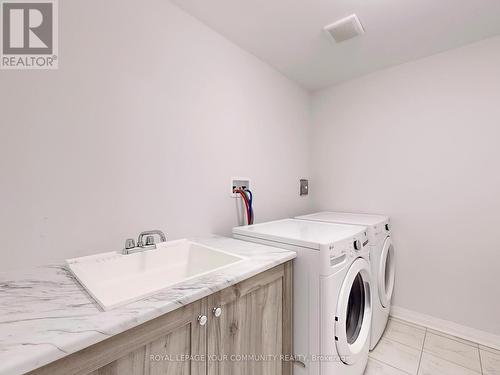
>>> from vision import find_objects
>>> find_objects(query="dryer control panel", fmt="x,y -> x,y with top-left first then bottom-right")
369,219 -> 391,245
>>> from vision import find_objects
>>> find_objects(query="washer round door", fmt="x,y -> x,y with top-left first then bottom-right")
335,258 -> 372,365
378,236 -> 395,308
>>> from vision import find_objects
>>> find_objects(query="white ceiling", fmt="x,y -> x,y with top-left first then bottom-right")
171,0 -> 500,91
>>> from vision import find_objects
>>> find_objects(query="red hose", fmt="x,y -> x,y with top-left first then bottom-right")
235,189 -> 251,225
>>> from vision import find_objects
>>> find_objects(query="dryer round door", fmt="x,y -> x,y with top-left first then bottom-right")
378,236 -> 395,308
335,258 -> 372,365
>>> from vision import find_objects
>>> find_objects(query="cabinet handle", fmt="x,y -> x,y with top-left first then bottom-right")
212,307 -> 222,318
197,315 -> 207,326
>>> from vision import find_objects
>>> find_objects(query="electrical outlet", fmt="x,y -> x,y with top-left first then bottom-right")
300,179 -> 309,196
230,178 -> 250,197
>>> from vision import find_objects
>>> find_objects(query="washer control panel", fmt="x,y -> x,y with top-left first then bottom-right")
322,230 -> 369,273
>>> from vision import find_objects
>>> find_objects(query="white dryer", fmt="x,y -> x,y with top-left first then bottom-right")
233,219 -> 372,375
296,212 -> 395,350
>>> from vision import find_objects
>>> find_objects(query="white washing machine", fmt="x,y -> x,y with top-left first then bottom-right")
296,212 -> 395,350
233,219 -> 372,375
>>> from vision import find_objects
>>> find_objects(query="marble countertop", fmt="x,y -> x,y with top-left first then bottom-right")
0,236 -> 296,375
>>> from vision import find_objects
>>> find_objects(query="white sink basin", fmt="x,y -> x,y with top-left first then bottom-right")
67,239 -> 245,310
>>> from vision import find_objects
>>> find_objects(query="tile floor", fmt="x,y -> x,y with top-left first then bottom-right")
365,317 -> 500,375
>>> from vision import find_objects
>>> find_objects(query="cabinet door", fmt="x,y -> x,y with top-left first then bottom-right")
207,263 -> 292,375
87,346 -> 147,375
91,318 -> 202,375
29,300 -> 207,375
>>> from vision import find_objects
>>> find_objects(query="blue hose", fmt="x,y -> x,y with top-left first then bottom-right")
245,189 -> 253,224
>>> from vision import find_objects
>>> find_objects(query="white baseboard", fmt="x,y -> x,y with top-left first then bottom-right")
390,306 -> 500,351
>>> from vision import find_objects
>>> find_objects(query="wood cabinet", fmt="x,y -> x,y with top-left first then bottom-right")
28,261 -> 292,375
207,261 -> 292,375
87,300 -> 206,375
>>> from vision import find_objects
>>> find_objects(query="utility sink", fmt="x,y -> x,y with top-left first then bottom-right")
67,239 -> 245,310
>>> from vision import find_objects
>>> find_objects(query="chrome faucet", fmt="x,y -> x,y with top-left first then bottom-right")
123,230 -> 167,255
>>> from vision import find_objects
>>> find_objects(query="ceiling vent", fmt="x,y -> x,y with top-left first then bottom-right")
324,14 -> 365,43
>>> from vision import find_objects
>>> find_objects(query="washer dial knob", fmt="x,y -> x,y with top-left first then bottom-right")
353,239 -> 361,251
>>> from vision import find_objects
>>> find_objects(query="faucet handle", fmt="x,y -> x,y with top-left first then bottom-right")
145,235 -> 155,246
124,238 -> 136,250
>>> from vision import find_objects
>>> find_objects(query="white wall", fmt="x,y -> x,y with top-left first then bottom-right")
310,36 -> 500,335
0,0 -> 310,271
